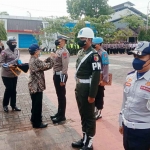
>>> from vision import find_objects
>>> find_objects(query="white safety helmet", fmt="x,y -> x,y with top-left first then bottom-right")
77,27 -> 94,38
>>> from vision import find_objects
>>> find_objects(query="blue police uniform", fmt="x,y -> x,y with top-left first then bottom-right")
92,37 -> 109,119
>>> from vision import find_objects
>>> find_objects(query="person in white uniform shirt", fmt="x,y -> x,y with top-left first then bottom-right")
119,41 -> 150,150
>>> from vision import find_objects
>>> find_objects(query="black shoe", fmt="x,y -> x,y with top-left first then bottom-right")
72,139 -> 84,148
80,145 -> 93,150
50,113 -> 58,120
12,106 -> 21,111
3,106 -> 9,113
51,109 -> 61,120
52,116 -> 66,124
33,123 -> 48,128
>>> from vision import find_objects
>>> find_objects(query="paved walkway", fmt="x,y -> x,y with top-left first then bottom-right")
0,52 -> 134,150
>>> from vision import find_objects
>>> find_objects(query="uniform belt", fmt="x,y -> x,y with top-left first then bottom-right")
55,71 -> 61,75
123,116 -> 150,129
76,78 -> 91,84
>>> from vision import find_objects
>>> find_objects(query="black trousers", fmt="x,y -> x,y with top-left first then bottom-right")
107,48 -> 110,55
30,92 -> 43,127
2,77 -> 18,108
53,74 -> 67,117
95,86 -> 105,110
123,125 -> 150,150
75,83 -> 96,136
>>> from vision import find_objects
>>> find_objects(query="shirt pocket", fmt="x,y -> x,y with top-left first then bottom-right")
137,91 -> 150,111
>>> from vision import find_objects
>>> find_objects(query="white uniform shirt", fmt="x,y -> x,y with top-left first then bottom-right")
119,70 -> 150,126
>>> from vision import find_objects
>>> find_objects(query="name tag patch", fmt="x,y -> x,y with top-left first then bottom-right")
140,86 -> 150,92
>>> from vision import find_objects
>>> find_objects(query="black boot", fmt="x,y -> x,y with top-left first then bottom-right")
52,116 -> 66,124
80,136 -> 94,150
95,109 -> 102,120
3,106 -> 9,113
12,106 -> 21,111
72,132 -> 86,148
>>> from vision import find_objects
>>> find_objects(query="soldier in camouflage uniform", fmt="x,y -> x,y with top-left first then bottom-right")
72,27 -> 101,150
50,34 -> 70,124
28,44 -> 54,128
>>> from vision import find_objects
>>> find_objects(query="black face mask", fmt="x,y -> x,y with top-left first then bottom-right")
78,40 -> 87,47
9,45 -> 16,51
55,40 -> 60,46
92,44 -> 96,49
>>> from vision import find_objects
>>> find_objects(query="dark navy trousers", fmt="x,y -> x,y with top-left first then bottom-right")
123,125 -> 150,150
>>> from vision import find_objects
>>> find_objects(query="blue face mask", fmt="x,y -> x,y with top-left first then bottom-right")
132,58 -> 148,70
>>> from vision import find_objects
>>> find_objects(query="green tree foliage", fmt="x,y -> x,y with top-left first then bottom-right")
113,28 -> 133,42
34,16 -> 71,49
72,19 -> 86,42
85,15 -> 116,42
0,21 -> 7,40
120,15 -> 144,31
66,0 -> 113,19
0,11 -> 9,15
138,28 -> 150,41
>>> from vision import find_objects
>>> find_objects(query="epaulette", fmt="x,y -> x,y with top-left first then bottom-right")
127,70 -> 135,75
77,49 -> 83,57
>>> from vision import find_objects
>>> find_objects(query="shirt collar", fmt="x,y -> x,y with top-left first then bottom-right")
83,46 -> 92,54
135,70 -> 150,81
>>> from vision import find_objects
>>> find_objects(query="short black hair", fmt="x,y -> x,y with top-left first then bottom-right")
29,52 -> 36,55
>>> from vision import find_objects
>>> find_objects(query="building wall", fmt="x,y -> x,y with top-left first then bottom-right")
113,21 -> 128,29
110,8 -> 141,22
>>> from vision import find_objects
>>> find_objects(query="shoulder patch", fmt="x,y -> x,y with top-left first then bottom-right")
77,50 -> 83,57
62,52 -> 67,58
127,70 -> 135,75
1,52 -> 5,56
1,50 -> 6,56
101,51 -> 109,65
93,54 -> 99,62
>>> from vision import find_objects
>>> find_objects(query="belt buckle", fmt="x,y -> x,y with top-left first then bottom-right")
132,123 -> 135,129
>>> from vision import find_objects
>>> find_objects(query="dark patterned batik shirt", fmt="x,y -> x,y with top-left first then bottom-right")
28,56 -> 53,94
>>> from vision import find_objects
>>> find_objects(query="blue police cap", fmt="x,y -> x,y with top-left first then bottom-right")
28,44 -> 41,53
92,37 -> 103,44
128,41 -> 150,56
